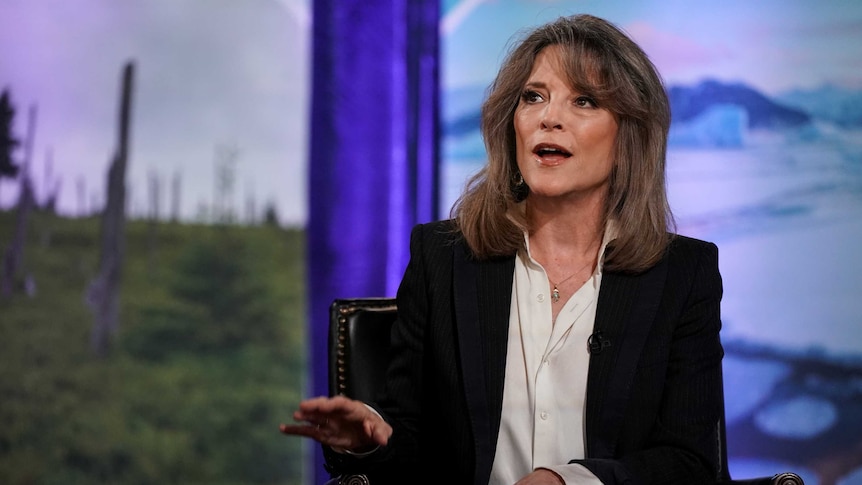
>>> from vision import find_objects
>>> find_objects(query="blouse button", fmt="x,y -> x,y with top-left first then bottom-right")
540,411 -> 549,420
537,293 -> 545,302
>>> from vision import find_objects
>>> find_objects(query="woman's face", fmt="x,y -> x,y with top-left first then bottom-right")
513,45 -> 618,205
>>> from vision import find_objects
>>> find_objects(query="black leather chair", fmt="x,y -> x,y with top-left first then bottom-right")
327,298 -> 804,485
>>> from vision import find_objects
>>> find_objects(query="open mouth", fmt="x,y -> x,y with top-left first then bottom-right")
533,143 -> 572,164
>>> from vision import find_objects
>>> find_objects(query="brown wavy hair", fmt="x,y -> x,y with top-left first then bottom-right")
451,14 -> 674,273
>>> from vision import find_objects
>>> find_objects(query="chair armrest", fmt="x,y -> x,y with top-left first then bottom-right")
326,474 -> 371,485
772,473 -> 804,485
724,472 -> 804,485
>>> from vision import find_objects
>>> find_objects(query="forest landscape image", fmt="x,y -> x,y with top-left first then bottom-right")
1,1 -> 311,483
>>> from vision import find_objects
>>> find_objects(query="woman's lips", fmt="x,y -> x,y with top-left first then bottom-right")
533,143 -> 572,166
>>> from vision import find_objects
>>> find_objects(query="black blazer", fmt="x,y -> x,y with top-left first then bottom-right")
327,220 -> 725,485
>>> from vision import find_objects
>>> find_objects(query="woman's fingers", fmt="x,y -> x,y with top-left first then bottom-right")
279,422 -> 331,446
279,396 -> 391,450
294,396 -> 363,421
279,420 -> 350,448
278,422 -> 319,439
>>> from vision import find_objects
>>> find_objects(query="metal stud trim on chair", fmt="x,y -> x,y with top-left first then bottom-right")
327,299 -> 398,485
773,472 -> 804,485
338,475 -> 371,485
336,306 -> 350,395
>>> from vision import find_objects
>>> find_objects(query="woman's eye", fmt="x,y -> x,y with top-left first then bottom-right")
521,90 -> 543,103
575,96 -> 598,108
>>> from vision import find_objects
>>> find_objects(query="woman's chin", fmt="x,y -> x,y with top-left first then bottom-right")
526,189 -> 569,201
526,184 -> 609,205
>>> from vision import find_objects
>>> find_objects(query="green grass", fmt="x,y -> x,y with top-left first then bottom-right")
0,210 -> 308,484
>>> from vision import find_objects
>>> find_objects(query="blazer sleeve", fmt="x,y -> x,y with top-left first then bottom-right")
572,240 -> 725,485
373,223 -> 432,463
322,224 -> 431,478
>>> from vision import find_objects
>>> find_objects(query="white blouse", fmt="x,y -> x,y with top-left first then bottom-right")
489,229 -> 614,485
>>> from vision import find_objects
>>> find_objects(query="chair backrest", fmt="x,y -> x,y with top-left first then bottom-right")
326,297 -> 803,485
328,298 -> 397,402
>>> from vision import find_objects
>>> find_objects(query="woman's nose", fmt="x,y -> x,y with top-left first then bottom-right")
540,102 -> 563,130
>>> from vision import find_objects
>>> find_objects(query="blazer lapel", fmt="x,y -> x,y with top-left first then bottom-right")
585,257 -> 668,459
453,241 -> 514,485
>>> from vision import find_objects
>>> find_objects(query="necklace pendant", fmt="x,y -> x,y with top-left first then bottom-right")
551,286 -> 560,303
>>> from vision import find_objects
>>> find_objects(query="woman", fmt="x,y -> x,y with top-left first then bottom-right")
282,14 -> 724,485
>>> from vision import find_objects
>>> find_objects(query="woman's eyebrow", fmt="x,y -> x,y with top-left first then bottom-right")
523,81 -> 548,90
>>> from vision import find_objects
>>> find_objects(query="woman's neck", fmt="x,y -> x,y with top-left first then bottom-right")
525,195 -> 606,322
525,194 -> 606,259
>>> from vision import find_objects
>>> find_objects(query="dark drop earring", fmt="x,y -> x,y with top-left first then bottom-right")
511,171 -> 529,201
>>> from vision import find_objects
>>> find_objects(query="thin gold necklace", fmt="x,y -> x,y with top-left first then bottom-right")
549,259 -> 594,303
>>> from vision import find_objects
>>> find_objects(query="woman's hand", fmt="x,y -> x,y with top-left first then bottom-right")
514,469 -> 565,485
279,396 -> 392,452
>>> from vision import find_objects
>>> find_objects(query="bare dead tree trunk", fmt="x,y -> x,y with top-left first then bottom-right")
41,147 -> 61,215
148,169 -> 160,221
1,104 -> 37,297
90,192 -> 100,216
42,147 -> 52,209
87,62 -> 134,357
146,168 -> 160,279
244,181 -> 256,226
170,170 -> 181,222
76,176 -> 86,216
39,148 -> 55,248
46,177 -> 61,214
213,144 -> 238,224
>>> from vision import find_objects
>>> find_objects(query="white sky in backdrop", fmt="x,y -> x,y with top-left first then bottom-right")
0,0 -> 311,225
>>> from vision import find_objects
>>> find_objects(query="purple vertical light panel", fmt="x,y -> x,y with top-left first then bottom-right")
307,0 -> 440,482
